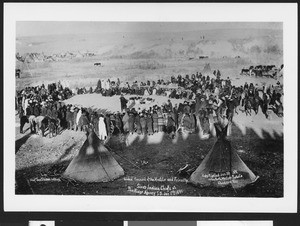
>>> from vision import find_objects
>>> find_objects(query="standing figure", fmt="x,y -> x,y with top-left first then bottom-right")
98,115 -> 108,141
120,95 -> 128,112
79,110 -> 90,133
66,106 -> 74,130
122,110 -> 129,133
19,105 -> 28,134
166,111 -> 176,139
152,111 -> 159,133
90,112 -> 99,135
76,108 -> 82,131
115,112 -> 123,133
135,113 -> 142,135
128,111 -> 135,134
157,109 -> 165,132
140,113 -> 147,135
146,113 -> 153,136
73,108 -> 78,130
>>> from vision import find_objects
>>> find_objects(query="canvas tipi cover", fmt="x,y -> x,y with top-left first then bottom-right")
63,130 -> 124,182
190,124 -> 258,189
202,63 -> 212,75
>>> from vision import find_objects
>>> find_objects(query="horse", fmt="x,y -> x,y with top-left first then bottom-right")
229,94 -> 241,115
34,116 -> 47,136
28,115 -> 37,133
252,69 -> 262,77
199,56 -> 208,59
48,118 -> 59,138
243,96 -> 262,116
19,116 -> 29,134
240,68 -> 250,75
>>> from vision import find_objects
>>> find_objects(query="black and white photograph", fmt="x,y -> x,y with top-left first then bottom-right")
14,21 -> 283,196
4,3 -> 297,212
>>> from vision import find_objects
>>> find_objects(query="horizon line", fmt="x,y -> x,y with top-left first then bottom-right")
16,27 -> 283,39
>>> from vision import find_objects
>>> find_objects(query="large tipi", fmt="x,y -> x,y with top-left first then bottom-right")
63,129 -> 124,182
190,123 -> 258,189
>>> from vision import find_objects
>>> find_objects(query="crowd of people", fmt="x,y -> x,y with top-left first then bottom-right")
16,70 -> 284,140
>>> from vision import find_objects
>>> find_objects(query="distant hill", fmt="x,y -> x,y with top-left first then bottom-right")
16,28 -> 283,62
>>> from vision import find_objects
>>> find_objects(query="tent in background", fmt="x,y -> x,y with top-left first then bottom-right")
202,63 -> 212,75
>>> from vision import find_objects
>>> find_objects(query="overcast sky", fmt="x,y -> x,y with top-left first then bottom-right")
16,22 -> 282,37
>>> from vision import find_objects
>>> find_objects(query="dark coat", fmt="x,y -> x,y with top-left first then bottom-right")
140,116 -> 147,130
128,113 -> 135,132
152,113 -> 159,131
79,113 -> 90,130
41,106 -> 47,116
146,115 -> 153,134
182,114 -> 192,129
115,114 -> 123,130
120,96 -> 128,109
19,106 -> 24,118
105,115 -> 111,134
47,108 -> 52,118
66,110 -> 73,121
51,109 -> 58,119
167,114 -> 176,127
183,105 -> 191,114
28,105 -> 34,116
73,111 -> 78,124
135,115 -> 142,134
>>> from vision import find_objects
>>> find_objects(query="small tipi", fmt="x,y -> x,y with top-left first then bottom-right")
63,129 -> 124,182
202,63 -> 212,75
190,123 -> 258,189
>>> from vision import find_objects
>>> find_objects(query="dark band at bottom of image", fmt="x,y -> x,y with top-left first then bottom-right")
0,220 -> 274,226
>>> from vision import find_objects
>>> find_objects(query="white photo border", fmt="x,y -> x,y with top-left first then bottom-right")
4,3 -> 298,212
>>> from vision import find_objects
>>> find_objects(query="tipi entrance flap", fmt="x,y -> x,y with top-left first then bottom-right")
190,123 -> 258,189
63,130 -> 124,183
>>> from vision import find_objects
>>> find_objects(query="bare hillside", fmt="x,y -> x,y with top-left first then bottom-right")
16,28 -> 282,62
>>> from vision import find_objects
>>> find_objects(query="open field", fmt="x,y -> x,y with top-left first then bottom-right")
16,28 -> 283,90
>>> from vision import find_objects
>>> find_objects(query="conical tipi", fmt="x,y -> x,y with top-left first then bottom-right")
63,129 -> 124,182
202,63 -> 212,75
190,123 -> 258,189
